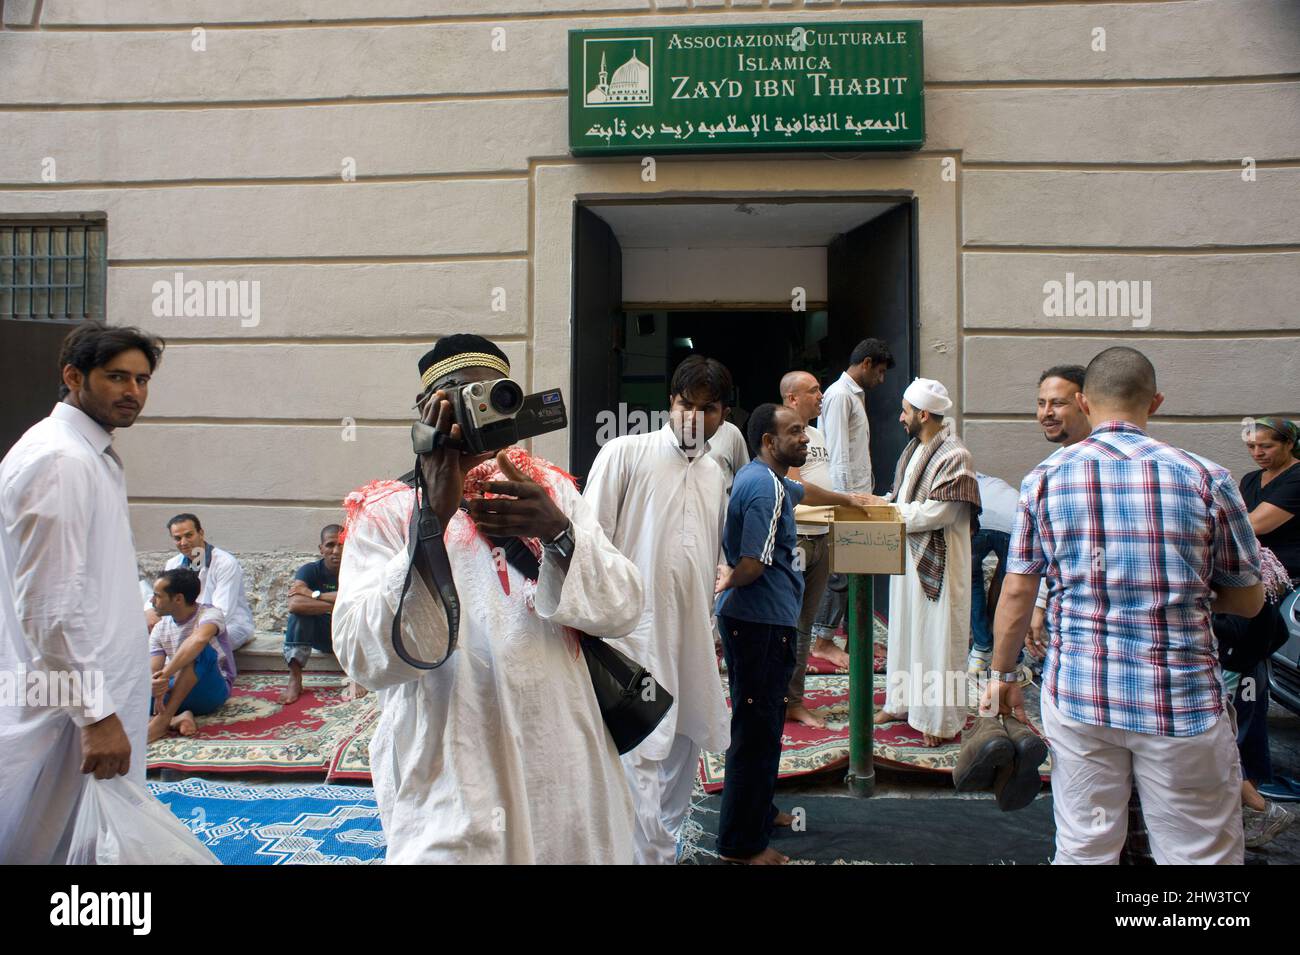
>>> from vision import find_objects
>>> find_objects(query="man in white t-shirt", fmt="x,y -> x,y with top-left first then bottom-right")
147,567 -> 237,741
781,371 -> 872,727
706,417 -> 750,494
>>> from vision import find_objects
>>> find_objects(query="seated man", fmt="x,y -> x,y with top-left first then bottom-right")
280,523 -> 359,704
147,568 -> 237,742
144,512 -> 255,650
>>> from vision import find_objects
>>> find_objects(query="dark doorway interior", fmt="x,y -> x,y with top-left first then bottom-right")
571,198 -> 918,486
614,308 -> 829,440
0,319 -> 73,457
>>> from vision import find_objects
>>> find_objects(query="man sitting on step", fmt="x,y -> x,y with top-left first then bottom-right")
148,568 -> 237,741
280,523 -> 365,704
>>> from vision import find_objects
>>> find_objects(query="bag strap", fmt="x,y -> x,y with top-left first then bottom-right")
390,463 -> 460,670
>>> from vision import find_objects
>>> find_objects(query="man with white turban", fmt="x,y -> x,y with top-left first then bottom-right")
864,378 -> 982,746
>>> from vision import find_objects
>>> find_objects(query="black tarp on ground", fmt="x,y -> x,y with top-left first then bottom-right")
679,793 -> 1056,865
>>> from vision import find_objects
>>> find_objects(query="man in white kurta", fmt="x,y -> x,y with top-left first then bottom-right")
334,456 -> 643,864
704,418 -> 750,494
0,326 -> 162,863
872,379 -> 981,746
585,422 -> 733,864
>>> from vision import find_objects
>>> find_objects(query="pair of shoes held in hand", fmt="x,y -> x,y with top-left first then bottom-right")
953,714 -> 1048,811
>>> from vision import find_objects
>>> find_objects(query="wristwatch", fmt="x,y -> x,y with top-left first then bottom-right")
542,521 -> 576,560
311,590 -> 321,599
990,668 -> 1021,684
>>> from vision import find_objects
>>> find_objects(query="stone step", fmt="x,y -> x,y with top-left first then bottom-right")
234,630 -> 342,674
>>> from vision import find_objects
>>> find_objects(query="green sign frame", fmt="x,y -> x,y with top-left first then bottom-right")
568,21 -> 924,156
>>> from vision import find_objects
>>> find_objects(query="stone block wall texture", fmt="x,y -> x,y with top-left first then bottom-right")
1,0 -> 1296,555
137,550 -> 316,633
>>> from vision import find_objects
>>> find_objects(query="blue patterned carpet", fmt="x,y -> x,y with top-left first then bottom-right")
148,779 -> 385,864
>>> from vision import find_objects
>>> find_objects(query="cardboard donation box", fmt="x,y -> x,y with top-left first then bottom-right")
794,504 -> 906,575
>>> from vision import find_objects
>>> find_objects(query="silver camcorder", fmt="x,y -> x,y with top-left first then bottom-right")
411,378 -> 567,456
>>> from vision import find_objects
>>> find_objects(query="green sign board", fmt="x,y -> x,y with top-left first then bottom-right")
568,21 -> 924,155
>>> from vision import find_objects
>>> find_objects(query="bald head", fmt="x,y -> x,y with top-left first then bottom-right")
780,371 -> 814,399
1083,347 -> 1157,409
780,370 -> 823,425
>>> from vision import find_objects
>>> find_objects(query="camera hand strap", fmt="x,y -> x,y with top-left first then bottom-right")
390,462 -> 460,670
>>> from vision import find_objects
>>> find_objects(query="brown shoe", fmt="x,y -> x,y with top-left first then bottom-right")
953,716 -> 1013,792
995,714 -> 1049,811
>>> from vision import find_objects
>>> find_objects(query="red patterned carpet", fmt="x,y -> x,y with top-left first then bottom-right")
699,667 -> 1052,794
155,618 -> 1050,793
146,672 -> 376,778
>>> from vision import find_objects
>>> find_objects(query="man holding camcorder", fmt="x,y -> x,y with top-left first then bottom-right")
331,334 -> 644,864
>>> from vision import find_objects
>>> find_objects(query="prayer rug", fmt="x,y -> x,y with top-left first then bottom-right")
149,779 -> 384,864
677,790 -> 1056,865
698,674 -> 1051,792
327,705 -> 379,782
146,672 -> 377,776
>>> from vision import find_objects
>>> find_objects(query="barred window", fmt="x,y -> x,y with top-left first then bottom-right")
0,221 -> 107,321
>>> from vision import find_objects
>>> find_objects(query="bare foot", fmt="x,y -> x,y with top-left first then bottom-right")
342,681 -> 368,702
170,711 -> 197,736
922,733 -> 956,747
721,846 -> 789,865
146,714 -> 171,743
279,671 -> 303,705
786,702 -> 826,729
874,710 -> 906,725
810,638 -> 851,670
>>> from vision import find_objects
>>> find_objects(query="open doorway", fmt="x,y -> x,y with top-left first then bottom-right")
571,197 -> 918,489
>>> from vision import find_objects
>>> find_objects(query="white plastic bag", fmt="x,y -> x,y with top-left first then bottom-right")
64,775 -> 220,865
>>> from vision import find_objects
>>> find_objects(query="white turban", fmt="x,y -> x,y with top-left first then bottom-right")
903,377 -> 953,415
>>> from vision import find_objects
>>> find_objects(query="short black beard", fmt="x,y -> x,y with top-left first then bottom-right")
1045,430 -> 1070,444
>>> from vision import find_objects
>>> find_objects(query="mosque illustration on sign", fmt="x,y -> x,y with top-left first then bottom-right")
585,43 -> 653,107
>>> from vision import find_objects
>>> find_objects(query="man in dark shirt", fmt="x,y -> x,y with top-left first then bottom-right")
280,524 -> 346,704
713,403 -> 812,865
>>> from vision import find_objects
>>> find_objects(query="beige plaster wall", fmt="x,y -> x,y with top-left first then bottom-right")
1,0 -> 1296,554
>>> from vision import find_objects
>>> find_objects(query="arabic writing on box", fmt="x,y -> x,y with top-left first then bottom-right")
584,111 -> 910,144
835,530 -> 901,551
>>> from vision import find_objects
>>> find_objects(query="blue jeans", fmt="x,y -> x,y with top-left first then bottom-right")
283,613 -> 334,668
970,529 -> 1010,654
717,615 -> 797,859
152,644 -> 230,717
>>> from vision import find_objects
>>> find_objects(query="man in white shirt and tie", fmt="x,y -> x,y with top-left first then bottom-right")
811,339 -> 895,656
144,512 -> 255,650
0,321 -> 165,863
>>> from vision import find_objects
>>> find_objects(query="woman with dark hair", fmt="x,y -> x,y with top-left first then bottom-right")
1241,417 -> 1300,577
1223,416 -> 1299,847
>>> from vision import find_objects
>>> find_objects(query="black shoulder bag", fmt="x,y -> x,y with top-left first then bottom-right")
484,527 -> 672,755
390,464 -> 672,753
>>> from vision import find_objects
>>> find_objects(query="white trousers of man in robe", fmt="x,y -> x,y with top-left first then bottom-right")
622,733 -> 701,865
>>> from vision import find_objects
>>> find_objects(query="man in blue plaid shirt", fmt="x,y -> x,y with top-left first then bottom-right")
985,347 -> 1264,864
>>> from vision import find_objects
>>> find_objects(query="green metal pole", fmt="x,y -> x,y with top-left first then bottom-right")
845,572 -> 876,796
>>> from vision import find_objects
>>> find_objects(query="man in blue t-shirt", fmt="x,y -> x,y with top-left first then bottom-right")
715,402 -> 864,864
280,524 -> 344,704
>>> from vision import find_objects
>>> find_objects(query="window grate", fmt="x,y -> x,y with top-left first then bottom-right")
0,222 -> 107,321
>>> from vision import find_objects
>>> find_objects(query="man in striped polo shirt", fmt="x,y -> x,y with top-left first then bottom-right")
986,346 -> 1264,864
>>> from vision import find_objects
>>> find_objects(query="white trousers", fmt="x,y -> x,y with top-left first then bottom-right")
1042,694 -> 1243,865
621,733 -> 700,866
